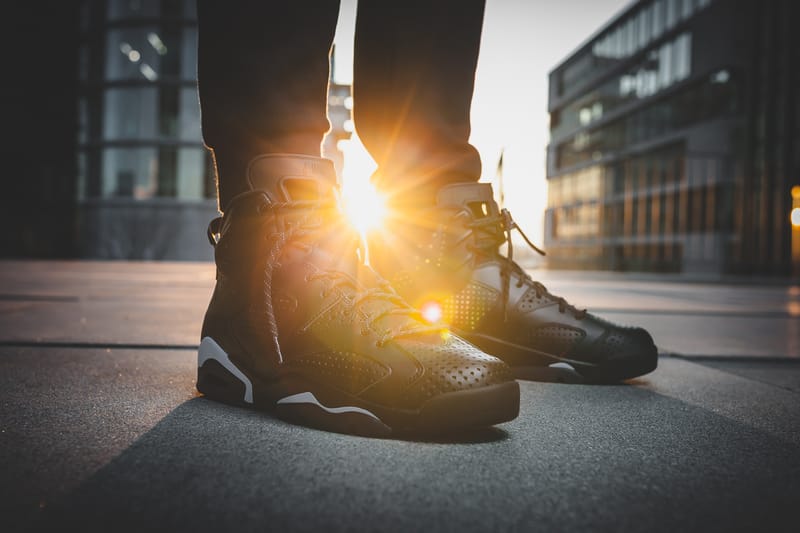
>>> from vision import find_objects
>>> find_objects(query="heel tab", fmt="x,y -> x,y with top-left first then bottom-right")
206,217 -> 224,246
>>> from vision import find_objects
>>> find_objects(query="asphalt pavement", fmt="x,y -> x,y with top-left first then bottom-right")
1,260 -> 798,532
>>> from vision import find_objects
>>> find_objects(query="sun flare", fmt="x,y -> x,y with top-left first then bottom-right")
338,133 -> 386,234
342,183 -> 386,234
420,301 -> 443,324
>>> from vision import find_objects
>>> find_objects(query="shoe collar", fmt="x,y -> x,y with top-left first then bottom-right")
246,154 -> 339,204
435,182 -> 499,219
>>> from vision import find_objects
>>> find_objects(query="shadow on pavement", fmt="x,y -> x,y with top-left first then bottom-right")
36,383 -> 800,533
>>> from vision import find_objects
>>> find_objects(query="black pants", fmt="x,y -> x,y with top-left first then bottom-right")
197,0 -> 485,210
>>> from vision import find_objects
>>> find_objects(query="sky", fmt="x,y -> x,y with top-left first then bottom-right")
332,0 -> 632,242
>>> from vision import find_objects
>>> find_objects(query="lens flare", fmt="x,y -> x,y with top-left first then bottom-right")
420,301 -> 443,323
791,207 -> 800,228
338,133 -> 385,234
342,184 -> 386,234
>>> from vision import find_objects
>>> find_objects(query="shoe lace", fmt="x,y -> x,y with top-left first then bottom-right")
307,271 -> 444,347
465,207 -> 586,322
211,199 -> 445,364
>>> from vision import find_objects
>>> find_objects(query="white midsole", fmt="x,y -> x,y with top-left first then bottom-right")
277,391 -> 380,421
198,336 -> 254,404
199,337 -> 380,420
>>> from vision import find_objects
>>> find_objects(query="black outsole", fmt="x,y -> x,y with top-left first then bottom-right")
462,331 -> 658,383
197,357 -> 520,438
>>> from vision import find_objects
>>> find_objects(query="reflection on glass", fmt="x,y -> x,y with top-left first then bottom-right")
638,8 -> 649,49
553,32 -> 693,140
666,0 -> 678,28
673,33 -> 691,81
179,88 -> 201,140
102,148 -> 158,198
653,0 -> 664,38
103,88 -> 158,140
177,148 -> 206,199
79,0 -> 209,201
106,27 -> 182,81
107,0 -> 159,20
681,0 -> 693,20
555,68 -> 737,170
180,27 -> 197,79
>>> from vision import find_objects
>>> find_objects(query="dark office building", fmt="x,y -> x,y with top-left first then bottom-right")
544,0 -> 800,276
4,0 -> 350,261
74,0 -> 218,260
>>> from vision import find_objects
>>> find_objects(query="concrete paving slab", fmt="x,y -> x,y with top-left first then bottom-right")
600,312 -> 800,358
2,261 -> 798,359
2,260 -> 799,531
0,346 -> 196,527
2,346 -> 798,532
698,360 -> 800,393
639,358 -> 800,444
0,261 -> 212,346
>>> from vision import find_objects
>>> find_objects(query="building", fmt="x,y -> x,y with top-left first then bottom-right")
76,0 -> 217,260
544,0 -> 800,276
3,0 -> 350,261
75,0 -> 352,261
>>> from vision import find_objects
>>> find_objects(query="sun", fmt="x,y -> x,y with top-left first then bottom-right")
342,183 -> 386,234
338,133 -> 386,234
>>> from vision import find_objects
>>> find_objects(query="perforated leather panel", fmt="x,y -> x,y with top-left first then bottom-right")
401,337 -> 512,401
286,351 -> 389,395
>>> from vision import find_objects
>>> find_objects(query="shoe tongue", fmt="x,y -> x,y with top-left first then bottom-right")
436,183 -> 499,218
247,155 -> 338,204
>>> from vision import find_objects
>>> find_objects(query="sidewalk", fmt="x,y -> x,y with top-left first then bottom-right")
1,260 -> 798,532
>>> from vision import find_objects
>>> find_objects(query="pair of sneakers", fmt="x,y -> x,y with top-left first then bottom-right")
197,155 -> 657,437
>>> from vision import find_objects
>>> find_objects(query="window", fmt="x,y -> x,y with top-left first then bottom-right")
625,18 -> 636,55
555,70 -> 738,171
673,33 -> 691,81
180,27 -> 197,79
179,87 -> 201,141
552,33 -> 693,141
658,42 -> 673,88
102,148 -> 158,198
638,8 -> 650,49
103,88 -> 158,140
176,148 -> 207,199
79,1 -> 209,202
681,0 -> 694,20
666,0 -> 678,29
106,27 -> 161,81
652,0 -> 665,39
107,0 -> 159,21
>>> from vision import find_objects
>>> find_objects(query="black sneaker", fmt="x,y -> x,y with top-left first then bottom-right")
369,182 -> 657,383
198,155 -> 519,437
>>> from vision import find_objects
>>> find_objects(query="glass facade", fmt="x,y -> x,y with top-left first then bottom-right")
553,32 -> 694,139
73,0 -> 353,260
557,0 -> 712,98
77,0 -> 213,202
547,144 -> 731,272
541,0 -> 800,275
555,67 -> 739,170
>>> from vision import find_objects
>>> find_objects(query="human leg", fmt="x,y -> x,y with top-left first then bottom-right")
356,2 -> 657,382
197,0 -> 340,210
195,0 -> 520,435
353,0 -> 485,204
